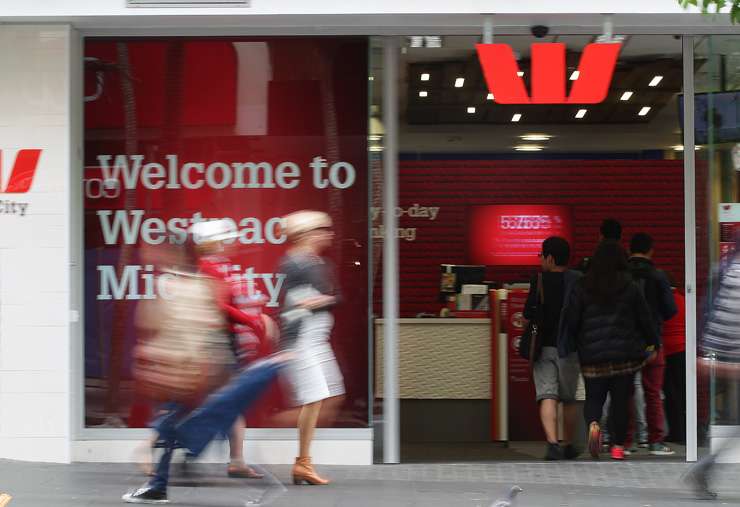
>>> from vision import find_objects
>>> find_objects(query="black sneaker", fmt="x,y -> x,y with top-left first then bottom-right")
684,468 -> 717,501
122,485 -> 169,504
563,444 -> 580,460
545,443 -> 563,461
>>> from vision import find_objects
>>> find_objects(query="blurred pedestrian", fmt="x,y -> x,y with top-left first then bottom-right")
192,220 -> 269,479
124,233 -> 285,504
685,246 -> 740,500
564,240 -> 659,460
523,236 -> 582,460
279,210 -> 345,485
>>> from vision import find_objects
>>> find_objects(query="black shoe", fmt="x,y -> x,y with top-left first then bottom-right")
122,485 -> 169,504
684,467 -> 717,501
545,443 -> 563,461
563,444 -> 580,460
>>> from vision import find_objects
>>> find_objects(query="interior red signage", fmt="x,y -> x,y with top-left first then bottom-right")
469,204 -> 573,266
476,42 -> 622,104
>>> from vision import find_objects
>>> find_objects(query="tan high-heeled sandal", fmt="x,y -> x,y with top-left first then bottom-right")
291,456 -> 329,485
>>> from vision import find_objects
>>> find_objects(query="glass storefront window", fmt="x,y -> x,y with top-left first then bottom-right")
694,35 -> 740,446
82,37 -> 371,429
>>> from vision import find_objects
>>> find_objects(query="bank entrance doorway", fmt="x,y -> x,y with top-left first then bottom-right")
376,33 -> 689,462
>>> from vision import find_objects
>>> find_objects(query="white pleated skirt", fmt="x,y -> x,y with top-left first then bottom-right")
284,312 -> 345,406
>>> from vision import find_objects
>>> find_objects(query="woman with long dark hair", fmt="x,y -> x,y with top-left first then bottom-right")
564,240 -> 658,460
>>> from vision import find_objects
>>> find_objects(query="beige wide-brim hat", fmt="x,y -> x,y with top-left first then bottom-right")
189,219 -> 237,244
283,210 -> 332,240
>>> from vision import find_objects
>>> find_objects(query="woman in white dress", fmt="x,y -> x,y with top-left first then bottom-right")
279,210 -> 345,485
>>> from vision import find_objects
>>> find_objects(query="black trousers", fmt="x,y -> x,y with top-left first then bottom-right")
584,373 -> 634,446
663,351 -> 686,442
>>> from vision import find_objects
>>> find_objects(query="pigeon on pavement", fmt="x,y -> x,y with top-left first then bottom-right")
491,485 -> 523,507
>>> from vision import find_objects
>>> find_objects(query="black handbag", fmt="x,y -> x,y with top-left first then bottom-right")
519,273 -> 545,362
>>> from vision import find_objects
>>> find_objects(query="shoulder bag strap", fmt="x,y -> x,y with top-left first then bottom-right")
537,272 -> 545,305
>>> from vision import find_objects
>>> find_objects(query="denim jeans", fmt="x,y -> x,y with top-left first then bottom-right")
148,357 -> 284,492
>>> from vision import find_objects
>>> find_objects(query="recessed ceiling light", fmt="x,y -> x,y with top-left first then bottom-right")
649,76 -> 663,87
425,36 -> 443,48
455,77 -> 465,88
672,145 -> 701,151
514,144 -> 543,152
638,106 -> 651,116
570,71 -> 580,81
511,113 -> 522,122
409,36 -> 424,48
467,106 -> 476,114
419,90 -> 428,97
575,109 -> 587,119
620,91 -> 634,101
420,73 -> 430,81
487,93 -> 494,101
521,134 -> 551,141
368,76 -> 375,81
517,71 -> 525,77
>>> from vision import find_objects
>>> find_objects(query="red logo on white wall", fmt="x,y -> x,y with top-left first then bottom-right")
0,149 -> 42,193
476,43 -> 622,104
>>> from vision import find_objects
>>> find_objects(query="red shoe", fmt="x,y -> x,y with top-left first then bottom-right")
610,445 -> 625,460
587,422 -> 602,459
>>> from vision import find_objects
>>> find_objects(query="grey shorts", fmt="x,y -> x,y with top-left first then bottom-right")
533,347 -> 580,403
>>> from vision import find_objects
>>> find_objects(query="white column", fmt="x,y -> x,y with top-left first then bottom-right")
682,35 -> 698,463
0,25 -> 77,463
382,36 -> 400,464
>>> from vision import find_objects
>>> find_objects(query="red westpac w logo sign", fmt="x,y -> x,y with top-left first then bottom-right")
0,149 -> 42,193
476,42 -> 622,104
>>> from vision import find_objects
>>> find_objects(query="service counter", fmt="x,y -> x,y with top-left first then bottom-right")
375,318 -> 493,399
375,317 -> 508,441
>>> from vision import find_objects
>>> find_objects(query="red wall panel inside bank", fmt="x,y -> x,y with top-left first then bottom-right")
373,158 -> 685,317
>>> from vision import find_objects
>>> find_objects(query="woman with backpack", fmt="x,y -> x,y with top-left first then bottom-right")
564,240 -> 659,460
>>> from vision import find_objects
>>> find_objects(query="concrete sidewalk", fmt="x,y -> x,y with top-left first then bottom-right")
1,460 -> 738,506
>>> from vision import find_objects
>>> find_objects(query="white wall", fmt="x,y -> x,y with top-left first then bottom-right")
0,25 -> 78,463
0,0 -> 713,16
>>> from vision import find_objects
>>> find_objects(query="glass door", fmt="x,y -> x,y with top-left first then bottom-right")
693,34 -> 740,460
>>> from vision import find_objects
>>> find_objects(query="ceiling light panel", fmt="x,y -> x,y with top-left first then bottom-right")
620,91 -> 633,101
575,109 -> 587,119
514,144 -> 543,151
511,113 -> 522,122
521,134 -> 551,141
638,106 -> 651,116
420,73 -> 430,81
454,77 -> 465,88
649,76 -> 663,87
